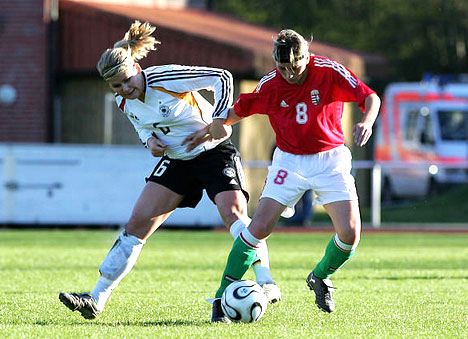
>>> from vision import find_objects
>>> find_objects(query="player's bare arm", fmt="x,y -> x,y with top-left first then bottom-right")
225,107 -> 243,126
183,121 -> 232,152
210,108 -> 243,140
353,93 -> 381,147
147,134 -> 167,157
181,124 -> 212,152
184,106 -> 241,151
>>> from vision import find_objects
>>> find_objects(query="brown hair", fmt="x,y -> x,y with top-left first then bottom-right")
272,29 -> 310,64
97,20 -> 161,81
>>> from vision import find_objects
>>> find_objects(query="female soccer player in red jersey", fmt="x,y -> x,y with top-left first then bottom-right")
58,20 -> 280,321
205,29 -> 381,321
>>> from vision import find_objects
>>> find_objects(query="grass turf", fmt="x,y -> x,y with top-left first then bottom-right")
0,229 -> 467,338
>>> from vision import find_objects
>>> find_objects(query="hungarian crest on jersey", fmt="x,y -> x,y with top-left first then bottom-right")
310,90 -> 320,105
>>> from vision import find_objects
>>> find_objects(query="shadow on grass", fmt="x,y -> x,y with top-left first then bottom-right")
371,276 -> 468,280
34,319 -> 209,327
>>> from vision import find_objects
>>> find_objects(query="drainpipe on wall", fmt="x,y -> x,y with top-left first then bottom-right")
44,0 -> 60,142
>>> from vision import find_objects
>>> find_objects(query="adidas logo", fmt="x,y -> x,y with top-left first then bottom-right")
280,100 -> 289,107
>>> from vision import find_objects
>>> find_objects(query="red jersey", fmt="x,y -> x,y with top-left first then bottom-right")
233,55 -> 375,154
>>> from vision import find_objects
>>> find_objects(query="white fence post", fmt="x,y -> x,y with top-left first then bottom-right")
104,93 -> 114,144
3,149 -> 17,222
371,163 -> 381,228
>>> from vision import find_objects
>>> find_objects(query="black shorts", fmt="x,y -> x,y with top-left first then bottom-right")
145,140 -> 249,208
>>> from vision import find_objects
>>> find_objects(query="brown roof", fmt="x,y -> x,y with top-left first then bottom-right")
59,0 -> 387,79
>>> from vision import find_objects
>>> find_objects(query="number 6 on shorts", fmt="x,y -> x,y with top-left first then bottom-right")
154,159 -> 170,177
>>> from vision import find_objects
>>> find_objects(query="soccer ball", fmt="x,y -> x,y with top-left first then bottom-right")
221,280 -> 268,323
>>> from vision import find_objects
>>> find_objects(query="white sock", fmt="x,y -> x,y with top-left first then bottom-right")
229,217 -> 250,239
252,240 -> 274,285
90,231 -> 146,311
229,218 -> 274,285
90,276 -> 115,312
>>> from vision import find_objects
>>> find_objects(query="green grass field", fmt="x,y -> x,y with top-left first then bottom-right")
1,229 -> 467,338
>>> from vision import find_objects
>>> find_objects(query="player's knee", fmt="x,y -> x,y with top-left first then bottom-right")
216,190 -> 248,225
126,210 -> 152,235
219,203 -> 248,227
337,223 -> 361,246
350,215 -> 361,240
224,210 -> 246,228
348,233 -> 360,250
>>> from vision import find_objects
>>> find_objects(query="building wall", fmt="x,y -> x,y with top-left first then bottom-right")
58,77 -> 238,146
59,77 -> 140,145
58,2 -> 254,75
0,0 -> 49,142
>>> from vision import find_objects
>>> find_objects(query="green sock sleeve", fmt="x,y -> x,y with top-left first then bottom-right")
215,236 -> 258,298
313,235 -> 356,279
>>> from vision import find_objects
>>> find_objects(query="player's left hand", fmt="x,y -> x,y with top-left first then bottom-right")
353,122 -> 373,147
210,119 -> 230,140
181,125 -> 212,152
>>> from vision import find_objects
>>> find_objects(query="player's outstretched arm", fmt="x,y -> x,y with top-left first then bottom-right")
225,107 -> 243,126
353,93 -> 381,147
210,108 -> 243,140
183,107 -> 244,151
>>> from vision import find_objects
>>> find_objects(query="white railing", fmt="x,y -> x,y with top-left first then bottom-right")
2,143 -> 466,227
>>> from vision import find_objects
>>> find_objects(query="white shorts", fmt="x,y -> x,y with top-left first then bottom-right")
261,145 -> 358,211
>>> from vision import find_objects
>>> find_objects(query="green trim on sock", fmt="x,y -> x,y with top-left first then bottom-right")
313,235 -> 356,279
215,237 -> 258,298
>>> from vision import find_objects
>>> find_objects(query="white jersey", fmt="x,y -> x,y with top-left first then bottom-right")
116,64 -> 233,160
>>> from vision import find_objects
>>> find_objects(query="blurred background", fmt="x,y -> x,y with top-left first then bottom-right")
0,0 -> 467,228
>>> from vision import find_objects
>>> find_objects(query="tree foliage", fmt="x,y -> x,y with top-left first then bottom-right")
213,0 -> 468,81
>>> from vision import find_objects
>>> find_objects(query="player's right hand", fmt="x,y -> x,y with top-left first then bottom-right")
147,134 -> 167,157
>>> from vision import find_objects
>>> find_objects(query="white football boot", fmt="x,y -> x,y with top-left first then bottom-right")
261,283 -> 282,304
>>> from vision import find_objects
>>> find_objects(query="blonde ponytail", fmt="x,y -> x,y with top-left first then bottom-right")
97,20 -> 161,81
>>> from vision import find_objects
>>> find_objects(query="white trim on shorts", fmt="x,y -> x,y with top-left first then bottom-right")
260,145 -> 358,209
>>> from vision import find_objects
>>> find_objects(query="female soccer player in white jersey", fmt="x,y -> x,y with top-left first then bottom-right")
58,20 -> 280,320
205,29 -> 381,320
